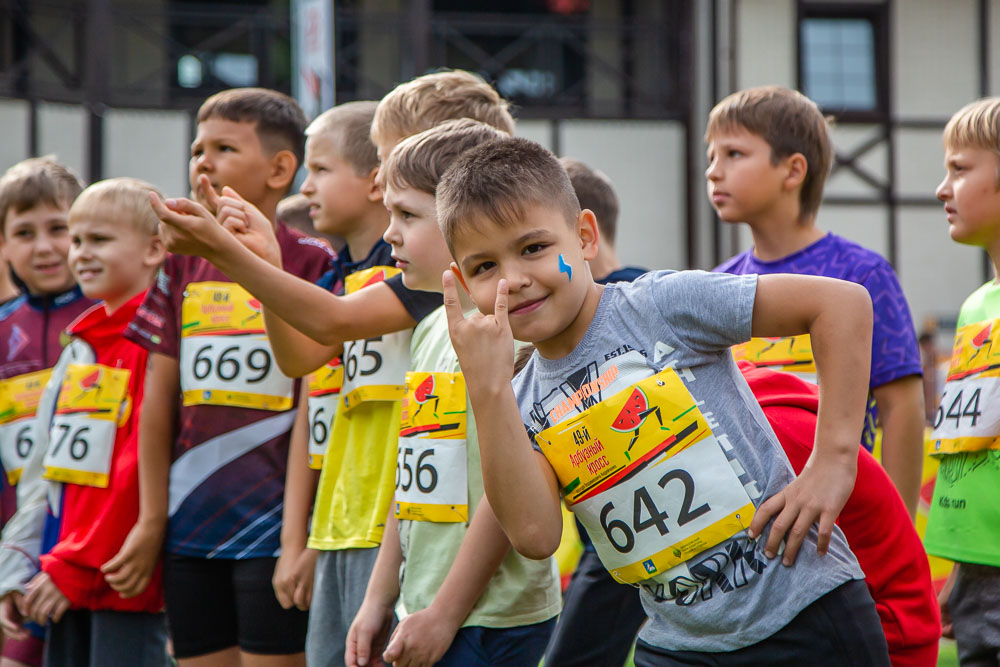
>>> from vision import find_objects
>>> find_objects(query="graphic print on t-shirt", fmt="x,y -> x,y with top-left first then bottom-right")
527,348 -> 766,600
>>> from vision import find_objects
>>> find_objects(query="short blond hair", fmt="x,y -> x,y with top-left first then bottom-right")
0,156 -> 84,233
944,97 -> 1000,172
306,101 -> 380,175
706,86 -> 832,220
69,178 -> 163,236
381,118 -> 508,196
371,70 -> 515,148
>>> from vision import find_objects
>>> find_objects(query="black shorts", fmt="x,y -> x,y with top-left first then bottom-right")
163,554 -> 308,658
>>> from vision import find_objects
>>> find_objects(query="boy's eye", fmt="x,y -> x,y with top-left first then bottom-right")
13,229 -> 33,239
523,243 -> 546,255
728,149 -> 743,158
472,261 -> 496,275
219,144 -> 235,153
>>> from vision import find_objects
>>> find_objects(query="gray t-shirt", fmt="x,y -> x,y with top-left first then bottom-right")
512,270 -> 863,652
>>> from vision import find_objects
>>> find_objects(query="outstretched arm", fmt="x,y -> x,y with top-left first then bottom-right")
442,271 -> 562,560
748,274 -> 873,565
150,190 -> 415,377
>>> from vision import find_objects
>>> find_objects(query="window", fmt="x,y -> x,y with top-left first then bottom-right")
798,4 -> 887,116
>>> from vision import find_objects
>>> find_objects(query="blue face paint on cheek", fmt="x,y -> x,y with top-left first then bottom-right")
558,253 -> 572,282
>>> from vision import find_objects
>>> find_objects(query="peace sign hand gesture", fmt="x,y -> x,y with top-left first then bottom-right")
442,269 -> 514,389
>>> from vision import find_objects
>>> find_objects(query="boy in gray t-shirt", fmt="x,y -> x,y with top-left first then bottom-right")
436,136 -> 890,664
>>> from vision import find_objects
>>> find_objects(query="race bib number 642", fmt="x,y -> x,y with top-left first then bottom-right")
535,367 -> 755,584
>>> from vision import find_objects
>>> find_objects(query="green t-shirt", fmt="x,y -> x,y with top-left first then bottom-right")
396,305 -> 562,628
925,279 -> 1000,566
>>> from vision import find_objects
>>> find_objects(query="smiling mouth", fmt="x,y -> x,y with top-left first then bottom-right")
511,297 -> 546,315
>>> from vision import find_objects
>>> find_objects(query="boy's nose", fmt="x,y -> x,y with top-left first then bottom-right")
935,177 -> 950,201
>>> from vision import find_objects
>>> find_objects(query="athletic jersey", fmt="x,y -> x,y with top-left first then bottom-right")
0,287 -> 94,522
513,271 -> 862,652
925,279 -> 1000,567
124,224 -> 332,559
396,306 -> 562,627
743,362 -> 940,665
715,232 -> 922,451
308,239 -> 441,551
37,291 -> 164,612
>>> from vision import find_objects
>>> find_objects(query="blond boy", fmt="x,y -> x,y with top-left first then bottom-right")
925,96 -> 1000,664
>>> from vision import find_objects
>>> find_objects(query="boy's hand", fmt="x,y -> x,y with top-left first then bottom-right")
442,270 -> 514,386
382,606 -> 459,667
0,592 -> 27,640
149,191 -> 230,261
939,564 -> 957,638
101,517 -> 165,598
213,183 -> 282,267
272,546 -> 317,611
22,572 -> 69,625
749,450 -> 856,566
346,598 -> 393,667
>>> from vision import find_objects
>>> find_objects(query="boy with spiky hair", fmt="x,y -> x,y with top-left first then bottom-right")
439,135 -> 889,664
708,86 -> 924,519
926,96 -> 1000,665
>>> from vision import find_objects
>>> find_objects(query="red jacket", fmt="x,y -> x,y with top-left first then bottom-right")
39,291 -> 163,612
739,362 -> 939,667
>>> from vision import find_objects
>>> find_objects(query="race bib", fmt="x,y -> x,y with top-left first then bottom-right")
179,282 -> 293,411
307,358 -> 343,469
0,370 -> 51,485
43,364 -> 130,487
928,318 -> 1000,455
339,267 -> 409,413
535,368 -> 754,584
731,335 -> 816,383
394,372 -> 468,522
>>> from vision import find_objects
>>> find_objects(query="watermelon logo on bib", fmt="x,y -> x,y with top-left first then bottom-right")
411,374 -> 439,420
610,386 -> 663,456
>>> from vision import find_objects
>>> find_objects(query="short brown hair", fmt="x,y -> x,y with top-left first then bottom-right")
706,85 -> 832,220
437,136 -> 580,254
198,88 -> 308,167
944,97 -> 1000,179
381,118 -> 508,196
371,70 -> 515,149
69,177 -> 163,236
306,101 -> 380,175
559,157 -> 619,244
0,156 -> 84,234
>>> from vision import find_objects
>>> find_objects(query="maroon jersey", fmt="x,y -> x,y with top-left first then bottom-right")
125,224 -> 333,558
0,287 -> 95,524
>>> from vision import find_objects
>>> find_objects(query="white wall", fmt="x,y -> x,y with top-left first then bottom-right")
37,102 -> 87,178
736,0 -> 796,90
558,120 -> 686,272
104,108 -> 190,197
0,99 -> 30,171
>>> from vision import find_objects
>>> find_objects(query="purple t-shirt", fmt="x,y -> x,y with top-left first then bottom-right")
715,233 -> 922,450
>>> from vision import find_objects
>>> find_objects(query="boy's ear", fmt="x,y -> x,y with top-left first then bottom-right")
144,235 -> 167,268
365,166 -> 382,203
266,150 -> 298,192
783,153 -> 808,192
577,209 -> 600,261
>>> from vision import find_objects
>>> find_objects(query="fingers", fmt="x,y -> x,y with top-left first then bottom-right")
778,510 -> 814,566
382,628 -> 403,665
273,577 -> 293,609
494,279 -> 509,329
441,271 -> 467,330
348,622 -> 371,667
100,550 -> 124,574
748,491 -> 783,542
198,175 -> 222,213
450,263 -> 471,296
51,597 -> 70,624
815,511 -> 836,557
293,579 -> 312,611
